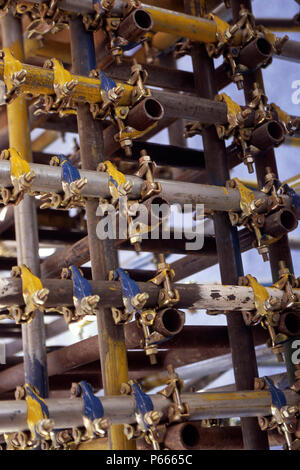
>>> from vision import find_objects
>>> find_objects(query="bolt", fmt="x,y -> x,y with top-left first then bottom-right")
254,199 -> 263,208
254,377 -> 265,390
149,354 -> 157,365
15,385 -> 25,400
269,297 -> 279,307
134,241 -> 141,252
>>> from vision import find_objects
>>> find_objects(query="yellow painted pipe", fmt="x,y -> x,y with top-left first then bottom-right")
3,43 -> 31,164
0,57 -> 133,106
31,130 -> 59,151
144,5 -> 220,43
25,38 -> 71,64
77,438 -> 109,450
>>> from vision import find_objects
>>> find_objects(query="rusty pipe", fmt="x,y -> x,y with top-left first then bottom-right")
164,422 -> 201,450
263,208 -> 298,238
153,308 -> 185,337
103,97 -> 164,156
141,194 -> 170,224
250,120 -> 285,150
117,8 -> 153,43
126,97 -> 165,131
138,422 -> 285,450
278,311 -> 300,337
238,37 -> 273,69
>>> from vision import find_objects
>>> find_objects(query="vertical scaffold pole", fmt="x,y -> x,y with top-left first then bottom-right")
187,2 -> 269,446
231,0 -> 294,282
69,16 -> 133,450
1,12 -> 48,397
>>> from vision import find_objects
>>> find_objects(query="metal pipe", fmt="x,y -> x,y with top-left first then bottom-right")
0,277 -> 297,311
1,12 -> 48,398
0,59 -> 228,125
163,422 -> 202,450
278,311 -> 300,337
143,4 -> 225,43
0,59 -> 133,107
263,209 -> 298,238
0,159 -> 270,211
250,120 -> 285,150
117,8 -> 153,42
69,16 -> 131,451
190,23 -> 268,449
152,308 -> 185,337
0,389 -> 298,432
141,422 -> 284,450
125,96 -> 164,130
238,37 -> 273,69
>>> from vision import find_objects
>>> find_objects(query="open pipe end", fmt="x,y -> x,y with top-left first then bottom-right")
180,423 -> 201,449
154,308 -> 185,336
118,8 -> 153,42
164,423 -> 201,450
126,97 -> 164,131
143,97 -> 165,121
133,8 -> 154,31
256,37 -> 273,57
251,120 -> 285,150
239,37 -> 273,69
280,209 -> 298,232
263,208 -> 298,238
279,311 -> 300,336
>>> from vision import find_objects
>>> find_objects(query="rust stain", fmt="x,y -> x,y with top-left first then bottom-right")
227,294 -> 236,301
211,292 -> 221,299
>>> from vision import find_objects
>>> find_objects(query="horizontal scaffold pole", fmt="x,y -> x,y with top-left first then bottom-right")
0,160 -> 266,211
16,1 -> 229,44
0,389 -> 299,432
0,278 -> 298,311
0,58 -> 228,124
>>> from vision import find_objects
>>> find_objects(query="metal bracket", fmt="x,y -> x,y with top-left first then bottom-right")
239,270 -> 300,361
6,383 -> 54,450
108,268 -> 148,325
159,365 -> 190,424
0,148 -> 35,206
121,379 -> 162,450
97,160 -> 133,206
35,58 -> 78,117
127,61 -> 151,106
227,176 -> 292,261
1,48 -> 27,104
1,265 -> 49,324
149,254 -> 180,308
25,0 -> 69,40
40,155 -> 87,210
71,381 -> 108,441
135,150 -> 161,201
258,376 -> 299,450
47,266 -> 100,324
89,68 -> 125,120
83,1 -> 143,61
